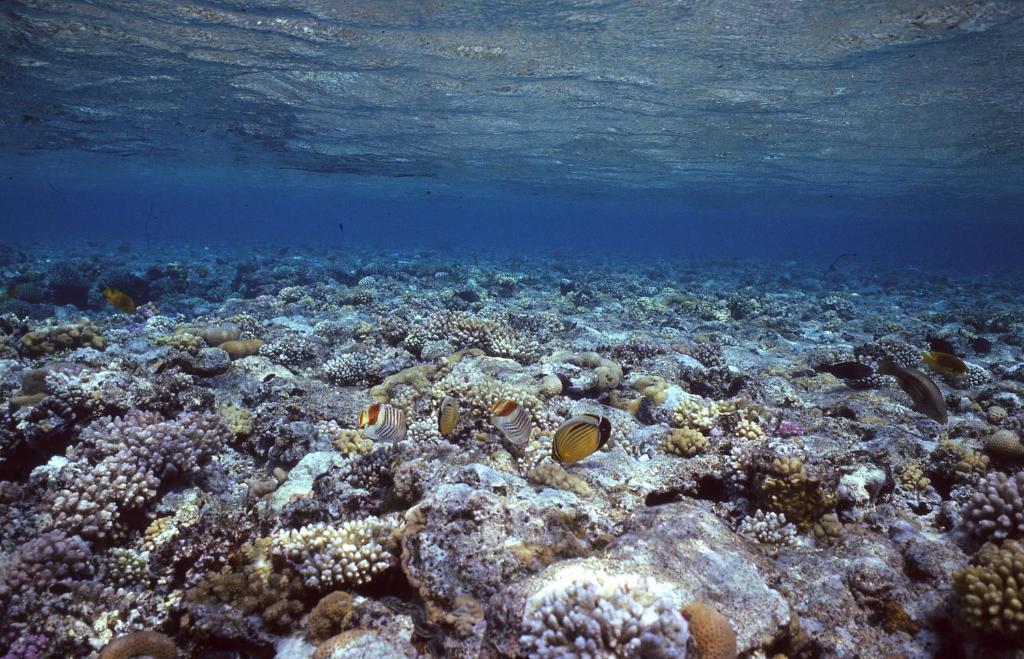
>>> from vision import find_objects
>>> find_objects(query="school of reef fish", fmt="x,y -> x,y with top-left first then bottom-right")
3,243 -> 1024,658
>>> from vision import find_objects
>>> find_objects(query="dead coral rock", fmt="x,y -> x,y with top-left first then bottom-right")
313,629 -> 408,659
487,500 -> 790,656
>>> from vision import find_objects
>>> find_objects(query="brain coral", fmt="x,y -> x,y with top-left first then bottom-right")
519,568 -> 690,658
681,602 -> 738,659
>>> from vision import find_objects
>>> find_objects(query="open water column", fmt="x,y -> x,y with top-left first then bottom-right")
0,2 -> 1023,658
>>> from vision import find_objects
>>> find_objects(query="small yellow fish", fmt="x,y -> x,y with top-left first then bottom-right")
921,351 -> 967,376
103,286 -> 136,313
438,396 -> 460,437
490,399 -> 532,445
357,403 -> 406,442
553,413 -> 611,464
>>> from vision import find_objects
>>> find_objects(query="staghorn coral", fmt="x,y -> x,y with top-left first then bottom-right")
270,516 -> 402,591
519,569 -> 690,658
664,427 -> 710,457
953,540 -> 1024,641
963,471 -> 1024,542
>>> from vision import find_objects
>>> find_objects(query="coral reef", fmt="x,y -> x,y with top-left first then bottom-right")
0,248 -> 1021,657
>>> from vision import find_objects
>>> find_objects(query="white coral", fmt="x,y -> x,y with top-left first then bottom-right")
520,568 -> 689,658
738,510 -> 798,548
270,516 -> 400,590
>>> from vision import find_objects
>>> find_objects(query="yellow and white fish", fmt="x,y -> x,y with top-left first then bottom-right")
490,399 -> 532,445
552,413 -> 611,464
357,403 -> 407,442
438,396 -> 460,437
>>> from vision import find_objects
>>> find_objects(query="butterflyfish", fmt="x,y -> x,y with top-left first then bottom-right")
878,358 -> 947,424
357,403 -> 407,442
817,361 -> 874,380
438,396 -> 460,436
921,351 -> 967,376
552,413 -> 612,464
103,287 -> 136,313
490,399 -> 532,445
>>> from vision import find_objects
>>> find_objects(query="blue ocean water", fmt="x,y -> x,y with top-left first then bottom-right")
1,1 -> 1022,270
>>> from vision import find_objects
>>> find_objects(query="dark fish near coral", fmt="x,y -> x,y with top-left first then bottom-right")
877,358 -> 947,424
103,286 -> 136,313
490,399 -> 532,445
4,283 -> 45,303
922,350 -> 967,376
926,336 -> 958,357
553,413 -> 611,464
970,336 -> 992,355
358,403 -> 407,442
437,396 -> 459,437
817,361 -> 874,380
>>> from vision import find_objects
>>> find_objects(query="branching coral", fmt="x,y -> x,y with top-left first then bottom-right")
953,540 -> 1024,641
51,410 -> 229,541
404,311 -> 538,363
963,471 -> 1024,542
270,516 -> 402,591
737,510 -> 798,548
671,398 -> 719,433
663,428 -> 709,457
519,570 -> 689,658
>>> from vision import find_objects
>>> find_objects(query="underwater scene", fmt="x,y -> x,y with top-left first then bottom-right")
1,1 -> 1024,658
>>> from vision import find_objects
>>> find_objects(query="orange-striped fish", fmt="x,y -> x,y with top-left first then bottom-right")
490,399 -> 532,445
438,396 -> 460,437
552,413 -> 611,464
103,286 -> 136,313
357,403 -> 407,442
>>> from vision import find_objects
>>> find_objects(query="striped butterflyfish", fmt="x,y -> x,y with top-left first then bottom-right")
490,399 -> 532,445
357,403 -> 407,442
552,413 -> 611,464
438,396 -> 460,437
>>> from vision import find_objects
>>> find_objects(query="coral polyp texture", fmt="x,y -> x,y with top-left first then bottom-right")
0,246 -> 1021,656
519,569 -> 690,658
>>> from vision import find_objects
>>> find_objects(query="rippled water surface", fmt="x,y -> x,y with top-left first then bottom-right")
2,0 -> 1022,197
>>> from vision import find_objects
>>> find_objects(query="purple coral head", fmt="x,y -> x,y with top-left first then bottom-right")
777,420 -> 804,437
3,634 -> 48,659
